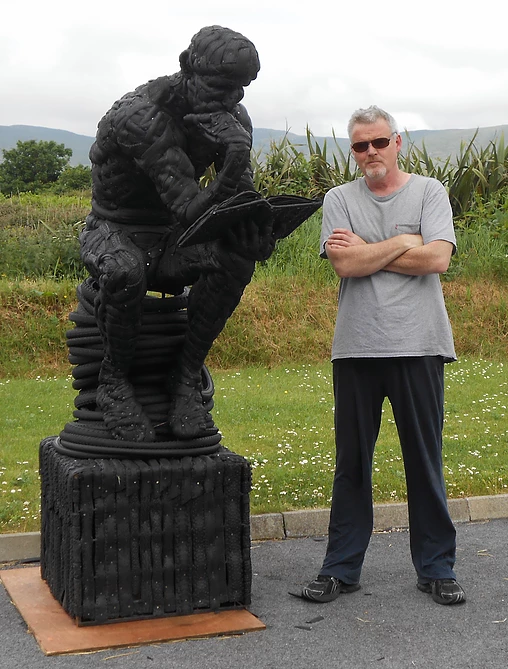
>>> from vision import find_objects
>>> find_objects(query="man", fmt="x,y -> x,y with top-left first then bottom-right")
81,26 -> 275,443
302,106 -> 465,605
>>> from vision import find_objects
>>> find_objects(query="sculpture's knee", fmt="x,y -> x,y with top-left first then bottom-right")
98,248 -> 147,308
94,249 -> 147,367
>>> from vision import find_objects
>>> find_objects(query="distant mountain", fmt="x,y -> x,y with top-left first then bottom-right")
395,126 -> 508,162
253,126 -> 508,162
252,128 -> 351,157
1,123 -> 507,167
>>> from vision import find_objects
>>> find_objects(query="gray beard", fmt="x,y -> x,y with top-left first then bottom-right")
365,165 -> 387,180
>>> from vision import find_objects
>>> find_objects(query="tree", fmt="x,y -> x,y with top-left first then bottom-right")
53,164 -> 92,193
0,140 -> 73,194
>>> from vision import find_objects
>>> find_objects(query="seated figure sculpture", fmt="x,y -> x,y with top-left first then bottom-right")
81,25 -> 291,444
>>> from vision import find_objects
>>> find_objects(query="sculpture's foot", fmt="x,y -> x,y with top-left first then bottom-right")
97,375 -> 155,442
167,371 -> 216,440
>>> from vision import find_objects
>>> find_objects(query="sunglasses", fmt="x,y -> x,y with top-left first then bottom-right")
351,133 -> 397,153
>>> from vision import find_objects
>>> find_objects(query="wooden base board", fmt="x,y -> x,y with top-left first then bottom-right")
0,567 -> 265,656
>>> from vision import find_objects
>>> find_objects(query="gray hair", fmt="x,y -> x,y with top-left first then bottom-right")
347,105 -> 398,139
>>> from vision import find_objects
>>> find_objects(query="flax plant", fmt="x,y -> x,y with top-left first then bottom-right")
251,133 -> 313,197
304,128 -> 359,197
399,131 -> 508,217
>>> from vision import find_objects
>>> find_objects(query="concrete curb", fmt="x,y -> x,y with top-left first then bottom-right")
2,495 -> 508,563
250,493 -> 508,540
0,532 -> 40,564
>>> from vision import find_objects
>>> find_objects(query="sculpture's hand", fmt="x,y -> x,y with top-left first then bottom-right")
184,111 -> 251,186
184,111 -> 252,152
223,215 -> 275,261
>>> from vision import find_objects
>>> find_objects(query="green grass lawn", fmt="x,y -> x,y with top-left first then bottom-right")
1,358 -> 507,533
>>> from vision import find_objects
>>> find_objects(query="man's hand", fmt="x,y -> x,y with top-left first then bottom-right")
325,228 -> 368,250
326,228 -> 423,251
325,230 -> 424,278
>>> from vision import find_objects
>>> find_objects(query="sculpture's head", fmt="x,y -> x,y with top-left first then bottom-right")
179,25 -> 260,113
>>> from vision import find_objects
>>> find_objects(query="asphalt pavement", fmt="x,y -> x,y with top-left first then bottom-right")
1,518 -> 507,668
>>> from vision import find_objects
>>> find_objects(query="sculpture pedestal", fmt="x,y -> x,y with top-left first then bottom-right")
39,437 -> 252,625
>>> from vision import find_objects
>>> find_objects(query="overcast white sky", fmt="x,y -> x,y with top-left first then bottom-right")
2,0 -> 507,139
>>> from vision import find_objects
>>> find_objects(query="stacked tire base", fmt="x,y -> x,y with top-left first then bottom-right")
60,279 -> 221,459
39,437 -> 252,625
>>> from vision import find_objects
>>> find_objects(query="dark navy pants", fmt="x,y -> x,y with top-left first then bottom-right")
320,357 -> 456,584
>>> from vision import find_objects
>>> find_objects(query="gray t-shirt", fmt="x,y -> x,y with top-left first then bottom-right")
320,174 -> 457,362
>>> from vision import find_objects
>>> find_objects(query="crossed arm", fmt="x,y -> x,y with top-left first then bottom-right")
325,228 -> 454,278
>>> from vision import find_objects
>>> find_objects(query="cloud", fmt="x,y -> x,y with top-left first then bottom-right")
1,0 -> 507,137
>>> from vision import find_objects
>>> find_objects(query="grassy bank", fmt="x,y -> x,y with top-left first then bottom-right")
0,275 -> 506,379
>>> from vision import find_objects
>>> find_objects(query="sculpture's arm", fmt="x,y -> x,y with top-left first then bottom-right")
213,104 -> 256,193
134,107 -> 252,227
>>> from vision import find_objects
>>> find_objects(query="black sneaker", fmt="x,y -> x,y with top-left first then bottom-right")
302,575 -> 361,603
417,579 -> 466,605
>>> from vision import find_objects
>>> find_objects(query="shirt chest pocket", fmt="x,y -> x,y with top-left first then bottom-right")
394,222 -> 421,234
